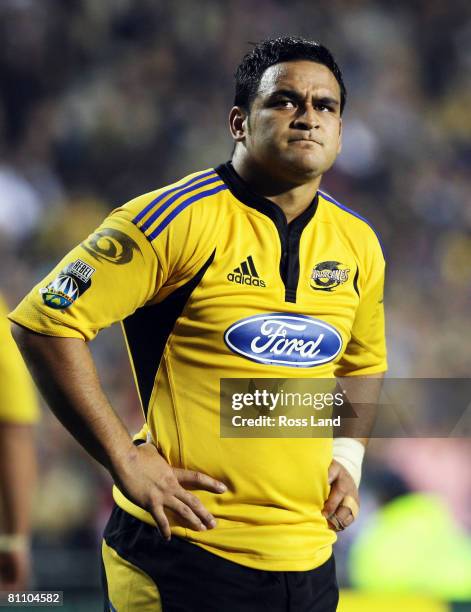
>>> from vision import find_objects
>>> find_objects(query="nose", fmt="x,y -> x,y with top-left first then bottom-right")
293,104 -> 318,130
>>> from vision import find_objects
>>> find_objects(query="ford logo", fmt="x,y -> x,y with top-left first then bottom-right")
224,313 -> 342,367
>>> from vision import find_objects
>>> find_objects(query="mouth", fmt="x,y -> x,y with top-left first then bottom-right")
288,138 -> 323,146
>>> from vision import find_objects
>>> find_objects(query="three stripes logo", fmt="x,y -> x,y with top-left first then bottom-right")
227,255 -> 266,287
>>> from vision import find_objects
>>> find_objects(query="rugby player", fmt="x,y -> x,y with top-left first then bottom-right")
10,37 -> 386,611
0,294 -> 39,590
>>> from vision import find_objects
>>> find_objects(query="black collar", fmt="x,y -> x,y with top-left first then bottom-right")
215,161 -> 318,236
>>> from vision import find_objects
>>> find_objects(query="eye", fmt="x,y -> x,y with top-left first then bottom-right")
271,98 -> 296,109
315,103 -> 334,112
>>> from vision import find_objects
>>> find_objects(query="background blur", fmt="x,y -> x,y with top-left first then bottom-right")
0,0 -> 470,610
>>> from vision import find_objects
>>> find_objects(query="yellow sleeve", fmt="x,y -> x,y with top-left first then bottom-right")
8,208 -> 161,341
0,294 -> 40,423
335,235 -> 387,377
8,188 -> 217,342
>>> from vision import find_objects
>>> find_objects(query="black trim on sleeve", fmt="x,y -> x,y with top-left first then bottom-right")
122,249 -> 216,417
353,266 -> 359,297
215,162 -> 317,303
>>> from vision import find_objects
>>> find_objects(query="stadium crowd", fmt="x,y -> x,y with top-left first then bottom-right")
0,0 -> 469,602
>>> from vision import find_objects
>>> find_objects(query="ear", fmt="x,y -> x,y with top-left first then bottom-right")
336,117 -> 343,155
229,106 -> 248,142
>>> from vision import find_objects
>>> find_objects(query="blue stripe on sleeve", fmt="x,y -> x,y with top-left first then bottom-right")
318,190 -> 386,259
148,184 -> 228,241
132,169 -> 217,224
140,176 -> 223,232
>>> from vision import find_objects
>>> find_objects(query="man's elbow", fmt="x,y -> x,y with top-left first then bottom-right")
11,322 -> 35,350
10,323 -> 51,360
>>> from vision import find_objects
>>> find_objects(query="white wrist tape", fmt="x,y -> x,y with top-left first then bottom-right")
333,438 -> 365,488
0,534 -> 28,552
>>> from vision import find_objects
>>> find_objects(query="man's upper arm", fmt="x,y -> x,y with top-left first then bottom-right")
9,208 -> 163,341
8,185 -> 219,342
0,295 -> 39,424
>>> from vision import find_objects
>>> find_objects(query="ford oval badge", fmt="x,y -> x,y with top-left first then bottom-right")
224,313 -> 342,367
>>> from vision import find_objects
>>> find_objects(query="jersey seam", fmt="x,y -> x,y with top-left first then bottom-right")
161,250 -> 216,297
9,309 -> 87,339
162,346 -> 189,539
120,321 -> 147,419
338,329 -> 387,373
349,331 -> 376,353
150,243 -> 166,281
97,211 -> 167,306
145,365 -> 163,450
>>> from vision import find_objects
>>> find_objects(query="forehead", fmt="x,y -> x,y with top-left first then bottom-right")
256,60 -> 340,99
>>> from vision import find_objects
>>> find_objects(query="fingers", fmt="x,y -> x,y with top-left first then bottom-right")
323,491 -> 358,528
149,479 -> 221,537
174,468 -> 227,493
327,461 -> 341,485
326,508 -> 355,532
148,490 -> 216,540
176,489 -> 217,529
326,513 -> 343,531
323,460 -> 359,532
166,497 -> 209,532
322,485 -> 345,520
117,445 -> 227,539
334,504 -> 355,528
323,497 -> 358,531
164,467 -> 227,533
151,505 -> 172,541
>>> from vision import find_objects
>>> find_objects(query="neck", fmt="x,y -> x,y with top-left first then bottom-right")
231,152 -> 322,223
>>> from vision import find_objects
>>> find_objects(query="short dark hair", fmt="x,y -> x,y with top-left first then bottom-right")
234,36 -> 346,114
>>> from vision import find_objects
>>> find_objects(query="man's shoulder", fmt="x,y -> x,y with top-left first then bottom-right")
121,168 -> 228,242
318,189 -> 385,259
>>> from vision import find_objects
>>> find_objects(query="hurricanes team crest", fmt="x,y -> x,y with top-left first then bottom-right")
310,261 -> 350,292
40,259 -> 95,310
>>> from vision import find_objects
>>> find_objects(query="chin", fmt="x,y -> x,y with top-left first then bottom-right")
286,155 -> 325,179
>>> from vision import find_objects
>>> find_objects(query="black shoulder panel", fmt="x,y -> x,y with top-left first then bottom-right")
122,249 -> 216,416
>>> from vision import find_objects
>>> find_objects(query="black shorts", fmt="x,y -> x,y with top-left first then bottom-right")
101,504 -> 339,611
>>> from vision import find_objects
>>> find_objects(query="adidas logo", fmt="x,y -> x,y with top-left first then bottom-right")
227,255 -> 266,287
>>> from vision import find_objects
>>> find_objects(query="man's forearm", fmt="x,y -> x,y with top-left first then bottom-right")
331,373 -> 384,487
0,424 -> 36,535
335,372 -> 385,444
12,325 -> 137,476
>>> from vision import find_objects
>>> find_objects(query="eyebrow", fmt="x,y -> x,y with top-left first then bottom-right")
267,89 -> 340,107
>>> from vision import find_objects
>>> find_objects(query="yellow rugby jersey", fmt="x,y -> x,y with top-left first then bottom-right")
9,162 -> 386,571
0,294 -> 39,424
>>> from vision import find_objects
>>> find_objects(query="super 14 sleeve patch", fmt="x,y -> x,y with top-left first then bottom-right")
40,259 -> 95,310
